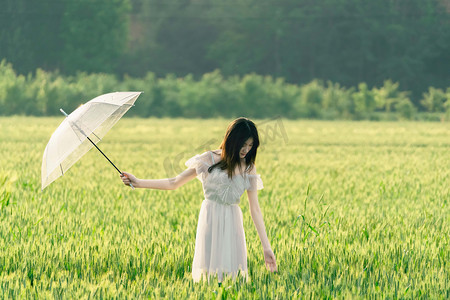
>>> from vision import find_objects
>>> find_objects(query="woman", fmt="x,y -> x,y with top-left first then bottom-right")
120,117 -> 277,283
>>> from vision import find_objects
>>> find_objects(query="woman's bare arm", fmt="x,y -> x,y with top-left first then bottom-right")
247,167 -> 277,272
247,189 -> 272,250
120,168 -> 197,190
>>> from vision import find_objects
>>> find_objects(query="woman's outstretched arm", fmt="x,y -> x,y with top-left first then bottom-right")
247,186 -> 278,272
120,168 -> 197,190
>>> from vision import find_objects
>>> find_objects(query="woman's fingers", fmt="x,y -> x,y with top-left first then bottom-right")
120,172 -> 133,186
271,261 -> 278,272
268,261 -> 277,272
268,260 -> 277,272
264,251 -> 277,272
266,262 -> 276,272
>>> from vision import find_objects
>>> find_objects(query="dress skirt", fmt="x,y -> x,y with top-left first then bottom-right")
192,199 -> 248,282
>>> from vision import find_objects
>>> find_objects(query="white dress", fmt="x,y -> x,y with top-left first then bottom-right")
185,149 -> 264,283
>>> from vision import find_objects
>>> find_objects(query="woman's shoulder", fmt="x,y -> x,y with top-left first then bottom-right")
195,149 -> 220,166
210,149 -> 221,155
209,149 -> 221,160
197,149 -> 218,156
247,163 -> 257,175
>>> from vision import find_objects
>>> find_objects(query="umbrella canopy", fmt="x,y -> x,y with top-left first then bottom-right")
41,91 -> 142,190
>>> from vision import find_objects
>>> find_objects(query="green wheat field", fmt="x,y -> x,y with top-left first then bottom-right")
0,117 -> 449,299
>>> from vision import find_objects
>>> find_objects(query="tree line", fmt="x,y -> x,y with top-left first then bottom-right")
1,60 -> 449,120
1,0 -> 449,106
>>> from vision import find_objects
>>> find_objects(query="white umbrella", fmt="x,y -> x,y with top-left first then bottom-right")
41,91 -> 142,190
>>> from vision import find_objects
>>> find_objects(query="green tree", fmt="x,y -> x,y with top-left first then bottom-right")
420,87 -> 447,112
373,80 -> 410,113
444,88 -> 450,120
205,0 -> 450,102
61,0 -> 131,74
394,98 -> 417,120
352,83 -> 376,118
0,0 -> 65,74
298,80 -> 325,118
123,0 -> 220,77
0,60 -> 26,115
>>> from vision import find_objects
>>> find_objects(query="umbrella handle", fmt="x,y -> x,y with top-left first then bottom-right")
61,108 -> 133,189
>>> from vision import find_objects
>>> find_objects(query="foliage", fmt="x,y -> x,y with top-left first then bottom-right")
61,0 -> 131,74
394,98 -> 417,120
1,60 -> 450,121
421,87 -> 448,113
352,83 -> 376,119
1,0 -> 449,102
0,0 -> 130,75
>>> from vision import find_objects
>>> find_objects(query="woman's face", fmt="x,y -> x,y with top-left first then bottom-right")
239,137 -> 254,159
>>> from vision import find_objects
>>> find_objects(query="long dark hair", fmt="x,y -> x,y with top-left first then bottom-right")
208,117 -> 260,179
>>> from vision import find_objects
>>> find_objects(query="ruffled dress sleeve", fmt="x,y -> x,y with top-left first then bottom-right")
185,153 -> 210,181
247,174 -> 264,191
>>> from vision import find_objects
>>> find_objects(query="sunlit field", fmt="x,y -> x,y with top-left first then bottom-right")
0,117 -> 449,298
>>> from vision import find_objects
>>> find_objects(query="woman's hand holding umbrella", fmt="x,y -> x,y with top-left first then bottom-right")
120,172 -> 138,188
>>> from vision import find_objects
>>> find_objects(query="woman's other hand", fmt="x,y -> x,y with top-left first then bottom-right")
263,249 -> 278,272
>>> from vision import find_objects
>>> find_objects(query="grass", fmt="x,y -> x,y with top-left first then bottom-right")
0,116 -> 449,298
